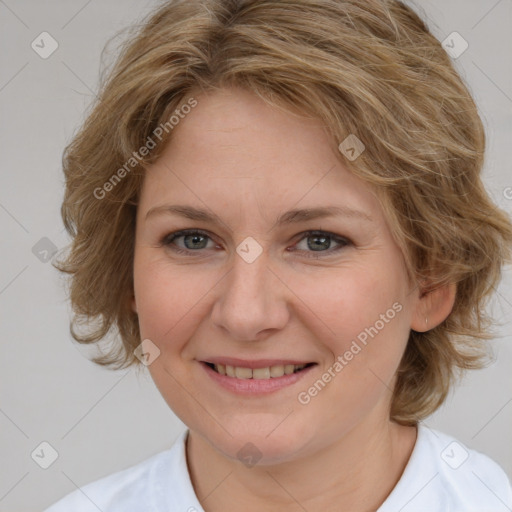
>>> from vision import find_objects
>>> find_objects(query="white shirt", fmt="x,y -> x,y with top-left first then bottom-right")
43,425 -> 512,511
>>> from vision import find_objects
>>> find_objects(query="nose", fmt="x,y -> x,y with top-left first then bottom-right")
210,248 -> 290,342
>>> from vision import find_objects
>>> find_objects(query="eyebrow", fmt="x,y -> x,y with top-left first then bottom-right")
145,204 -> 373,228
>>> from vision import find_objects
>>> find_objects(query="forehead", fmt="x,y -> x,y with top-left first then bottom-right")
168,87 -> 331,171
139,87 -> 384,227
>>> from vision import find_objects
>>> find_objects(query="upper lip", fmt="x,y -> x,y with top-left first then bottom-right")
200,357 -> 315,369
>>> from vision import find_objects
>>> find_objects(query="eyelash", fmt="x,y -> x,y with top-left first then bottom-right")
160,229 -> 352,259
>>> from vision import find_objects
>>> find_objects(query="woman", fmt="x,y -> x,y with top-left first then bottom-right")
46,0 -> 512,510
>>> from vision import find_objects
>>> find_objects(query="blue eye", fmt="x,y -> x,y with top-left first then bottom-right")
160,229 -> 351,258
291,230 -> 351,258
161,230 -> 215,254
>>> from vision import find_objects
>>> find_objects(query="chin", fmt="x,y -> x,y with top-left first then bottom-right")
199,417 -> 314,466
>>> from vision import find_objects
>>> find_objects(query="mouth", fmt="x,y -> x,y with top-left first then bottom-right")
203,362 -> 316,379
199,359 -> 318,395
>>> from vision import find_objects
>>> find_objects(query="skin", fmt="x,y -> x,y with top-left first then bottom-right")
131,86 -> 456,512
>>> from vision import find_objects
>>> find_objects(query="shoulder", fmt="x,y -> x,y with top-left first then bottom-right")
42,432 -> 186,512
380,425 -> 512,512
425,427 -> 512,497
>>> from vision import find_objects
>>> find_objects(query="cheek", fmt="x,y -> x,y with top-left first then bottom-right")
133,255 -> 217,350
295,282 -> 410,434
289,259 -> 408,343
288,255 -> 412,404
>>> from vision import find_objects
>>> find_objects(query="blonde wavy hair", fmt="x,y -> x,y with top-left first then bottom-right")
54,0 -> 512,424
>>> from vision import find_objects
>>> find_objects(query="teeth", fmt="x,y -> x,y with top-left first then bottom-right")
235,366 -> 253,379
270,365 -> 285,377
212,363 -> 309,379
284,364 -> 295,375
252,367 -> 270,379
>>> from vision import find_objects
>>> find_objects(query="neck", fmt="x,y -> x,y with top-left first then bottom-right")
186,416 -> 417,512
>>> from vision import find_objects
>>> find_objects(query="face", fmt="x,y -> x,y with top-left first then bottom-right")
132,87 -> 422,464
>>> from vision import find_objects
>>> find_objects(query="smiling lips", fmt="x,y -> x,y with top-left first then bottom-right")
207,362 -> 311,379
201,359 -> 316,394
200,358 -> 316,393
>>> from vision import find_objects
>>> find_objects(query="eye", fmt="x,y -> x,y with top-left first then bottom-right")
291,230 -> 352,259
159,229 -> 352,258
160,229 -> 217,255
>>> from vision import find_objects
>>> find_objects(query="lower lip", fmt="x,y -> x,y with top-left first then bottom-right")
200,362 -> 316,395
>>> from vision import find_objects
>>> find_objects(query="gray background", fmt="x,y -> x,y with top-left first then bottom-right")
0,1 -> 511,510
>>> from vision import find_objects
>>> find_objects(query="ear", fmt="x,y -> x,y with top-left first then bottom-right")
411,282 -> 456,332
